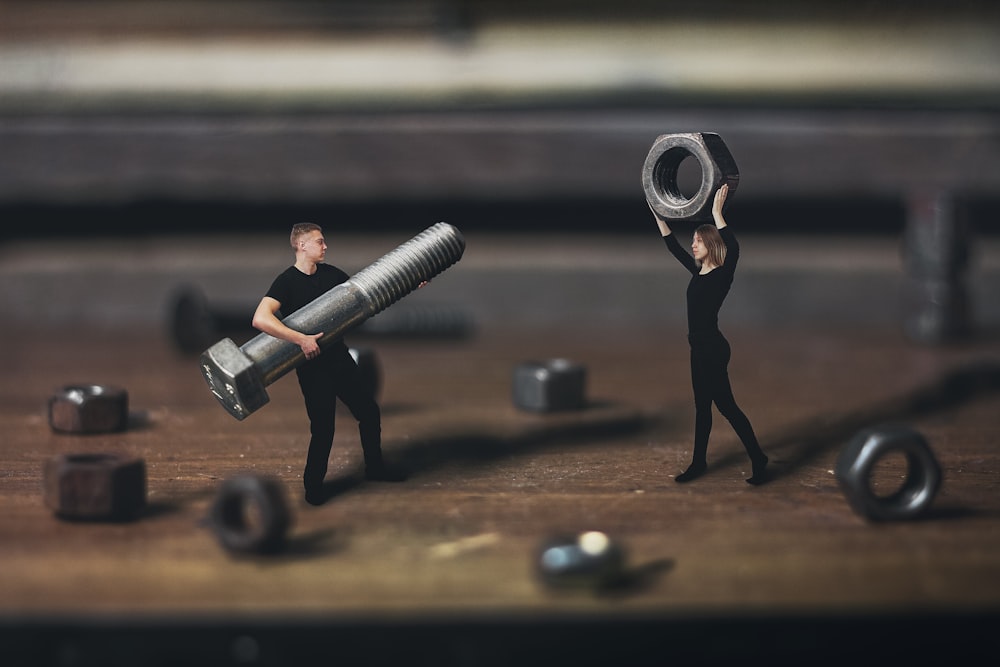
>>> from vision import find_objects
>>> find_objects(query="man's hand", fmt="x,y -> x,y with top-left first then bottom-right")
299,332 -> 323,360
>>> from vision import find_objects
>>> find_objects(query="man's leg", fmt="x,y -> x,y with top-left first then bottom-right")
297,365 -> 337,504
333,350 -> 405,482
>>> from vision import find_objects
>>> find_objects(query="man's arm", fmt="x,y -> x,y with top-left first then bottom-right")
252,296 -> 322,359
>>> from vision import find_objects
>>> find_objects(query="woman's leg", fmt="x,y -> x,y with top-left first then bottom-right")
676,345 -> 714,482
711,339 -> 769,484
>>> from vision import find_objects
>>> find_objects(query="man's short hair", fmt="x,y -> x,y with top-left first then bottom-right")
290,222 -> 323,249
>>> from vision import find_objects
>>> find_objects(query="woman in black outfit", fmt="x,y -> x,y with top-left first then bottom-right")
651,184 -> 769,485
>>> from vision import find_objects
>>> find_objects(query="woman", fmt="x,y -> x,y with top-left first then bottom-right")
651,184 -> 768,485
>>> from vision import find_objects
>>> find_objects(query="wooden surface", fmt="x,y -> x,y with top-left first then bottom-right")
2,318 -> 1000,664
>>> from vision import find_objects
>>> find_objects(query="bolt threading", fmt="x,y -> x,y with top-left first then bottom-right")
351,222 -> 466,314
200,222 -> 466,420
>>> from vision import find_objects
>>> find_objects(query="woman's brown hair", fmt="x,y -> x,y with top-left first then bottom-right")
694,224 -> 726,268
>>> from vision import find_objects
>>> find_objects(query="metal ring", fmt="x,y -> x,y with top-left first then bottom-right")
641,132 -> 739,222
209,475 -> 292,554
835,425 -> 942,521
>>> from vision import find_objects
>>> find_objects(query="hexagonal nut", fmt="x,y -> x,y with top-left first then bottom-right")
835,424 -> 942,521
43,453 -> 147,521
48,384 -> 129,434
209,475 -> 292,555
641,132 -> 739,222
513,359 -> 587,412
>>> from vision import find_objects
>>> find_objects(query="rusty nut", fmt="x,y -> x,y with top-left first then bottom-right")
642,132 -> 739,222
835,424 -> 942,521
513,359 -> 587,412
209,475 -> 292,555
43,453 -> 147,521
48,384 -> 129,434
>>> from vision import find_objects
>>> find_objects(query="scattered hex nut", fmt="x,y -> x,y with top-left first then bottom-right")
836,424 -> 942,521
43,453 -> 147,521
512,359 -> 587,412
48,384 -> 129,434
537,531 -> 626,589
209,475 -> 292,555
641,132 -> 739,222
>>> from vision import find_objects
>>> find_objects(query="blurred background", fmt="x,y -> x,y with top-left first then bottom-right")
1,0 -> 998,236
1,0 -> 999,336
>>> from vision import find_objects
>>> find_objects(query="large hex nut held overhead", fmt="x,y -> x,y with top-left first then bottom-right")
835,424 -> 942,521
200,222 -> 465,420
642,132 -> 739,222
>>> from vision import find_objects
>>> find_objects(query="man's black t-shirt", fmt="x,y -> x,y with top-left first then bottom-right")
265,263 -> 351,353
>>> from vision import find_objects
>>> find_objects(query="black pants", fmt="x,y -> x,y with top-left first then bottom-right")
295,346 -> 382,493
689,333 -> 764,465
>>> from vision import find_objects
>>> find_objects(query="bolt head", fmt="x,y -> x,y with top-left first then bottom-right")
200,338 -> 269,421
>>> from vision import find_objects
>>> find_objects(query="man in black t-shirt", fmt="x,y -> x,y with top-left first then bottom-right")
252,222 -> 405,506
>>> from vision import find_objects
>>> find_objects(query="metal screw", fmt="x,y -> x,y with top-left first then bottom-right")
199,222 -> 466,420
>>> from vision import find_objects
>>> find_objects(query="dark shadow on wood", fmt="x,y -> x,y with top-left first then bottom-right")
389,404 -> 663,480
715,358 -> 1000,483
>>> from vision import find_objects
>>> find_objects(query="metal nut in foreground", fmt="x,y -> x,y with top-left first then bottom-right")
43,453 -> 147,521
209,475 -> 292,555
537,531 -> 626,589
642,132 -> 739,222
836,425 -> 942,521
513,359 -> 587,412
48,384 -> 129,434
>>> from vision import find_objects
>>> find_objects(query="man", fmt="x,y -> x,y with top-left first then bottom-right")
252,222 -> 405,506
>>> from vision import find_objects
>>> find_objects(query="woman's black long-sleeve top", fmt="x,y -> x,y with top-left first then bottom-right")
663,226 -> 739,342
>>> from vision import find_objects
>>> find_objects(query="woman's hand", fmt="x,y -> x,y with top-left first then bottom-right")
712,184 -> 729,228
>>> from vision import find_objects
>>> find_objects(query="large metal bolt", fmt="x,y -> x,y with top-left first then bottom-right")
170,284 -> 473,356
901,191 -> 972,344
200,222 -> 466,420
